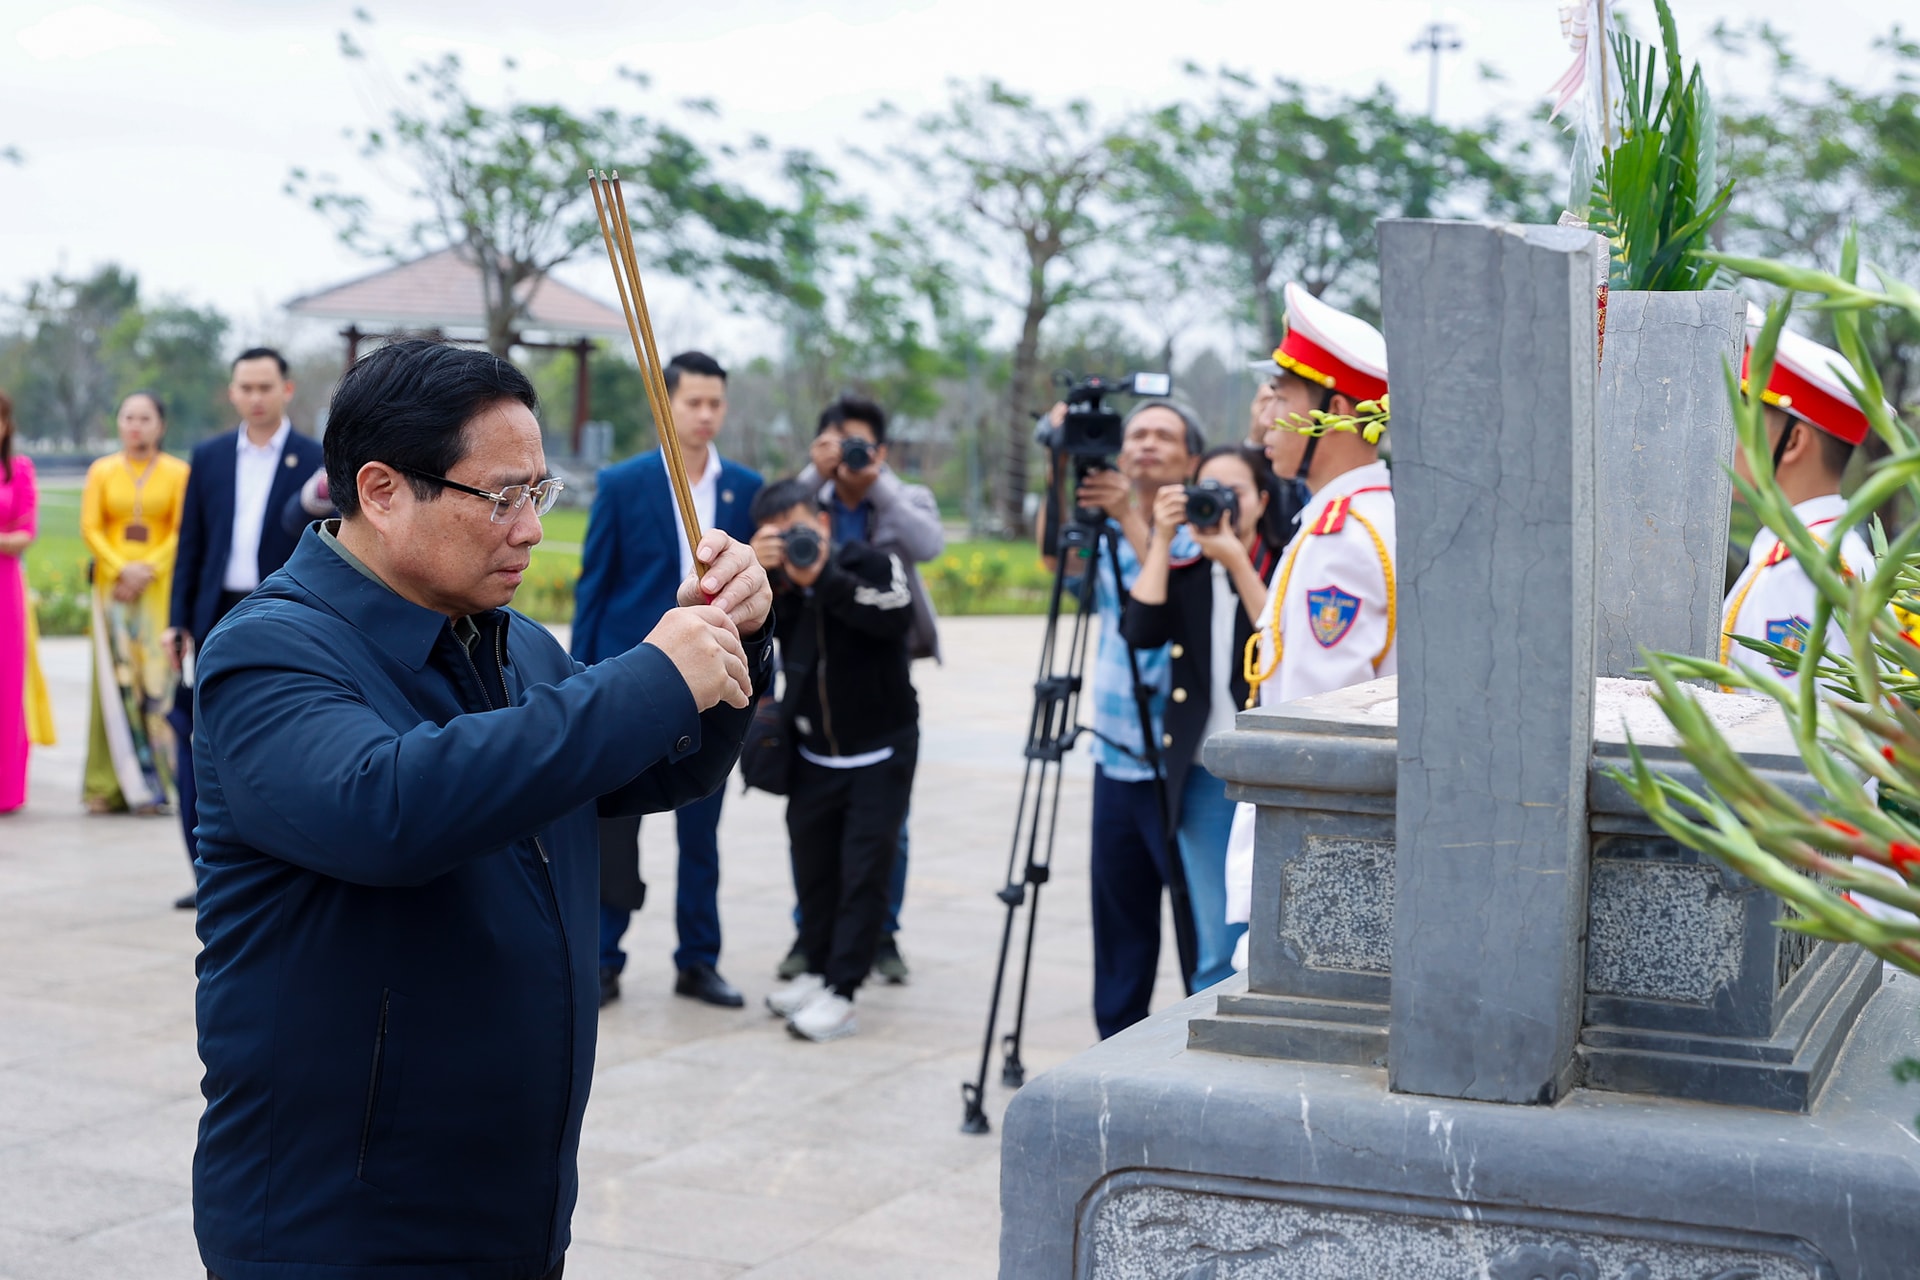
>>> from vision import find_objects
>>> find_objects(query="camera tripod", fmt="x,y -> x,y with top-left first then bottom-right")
960,500 -> 1198,1135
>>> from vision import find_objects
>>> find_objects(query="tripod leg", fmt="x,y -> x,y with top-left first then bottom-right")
961,878 -> 1022,1135
962,529 -> 1090,1133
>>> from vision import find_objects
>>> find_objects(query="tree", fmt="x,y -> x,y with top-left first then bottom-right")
887,81 -> 1124,532
290,19 -> 735,357
1114,68 -> 1552,350
1713,24 -> 1920,413
0,265 -> 230,447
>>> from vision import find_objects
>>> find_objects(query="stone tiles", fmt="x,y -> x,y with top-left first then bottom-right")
0,616 -> 1157,1278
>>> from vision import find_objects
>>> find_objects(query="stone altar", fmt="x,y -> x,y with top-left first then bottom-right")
996,221 -> 1920,1278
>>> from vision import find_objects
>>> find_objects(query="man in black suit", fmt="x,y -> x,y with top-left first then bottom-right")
164,347 -> 324,908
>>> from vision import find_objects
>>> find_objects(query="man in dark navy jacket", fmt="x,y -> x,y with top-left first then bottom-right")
190,338 -> 771,1280
165,347 -> 324,908
571,351 -> 763,1008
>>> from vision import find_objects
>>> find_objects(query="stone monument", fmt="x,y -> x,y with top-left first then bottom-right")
997,220 -> 1920,1278
1594,290 -> 1746,677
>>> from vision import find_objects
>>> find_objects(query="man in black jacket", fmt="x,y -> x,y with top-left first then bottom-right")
750,479 -> 918,1042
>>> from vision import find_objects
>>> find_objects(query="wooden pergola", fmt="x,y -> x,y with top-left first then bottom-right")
285,248 -> 629,454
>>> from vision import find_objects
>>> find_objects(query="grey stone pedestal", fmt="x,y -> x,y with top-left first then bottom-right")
994,219 -> 1920,1277
1000,972 -> 1920,1278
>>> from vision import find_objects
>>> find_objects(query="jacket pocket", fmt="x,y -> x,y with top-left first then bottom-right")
355,988 -> 410,1187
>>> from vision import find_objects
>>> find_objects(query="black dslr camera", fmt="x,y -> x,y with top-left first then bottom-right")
1036,372 -> 1173,537
838,437 -> 875,473
1184,479 -> 1239,530
781,524 -> 824,570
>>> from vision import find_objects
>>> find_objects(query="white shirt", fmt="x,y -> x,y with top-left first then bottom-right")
1226,460 -> 1398,945
223,418 -> 292,593
1200,561 -> 1239,747
673,448 -> 722,580
1721,493 -> 1870,690
1246,460 -> 1398,706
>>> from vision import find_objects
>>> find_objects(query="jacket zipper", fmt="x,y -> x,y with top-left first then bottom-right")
464,625 -> 570,1258
356,988 -> 391,1180
814,605 -> 841,756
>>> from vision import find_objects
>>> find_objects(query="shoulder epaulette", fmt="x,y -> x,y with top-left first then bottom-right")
1306,485 -> 1391,537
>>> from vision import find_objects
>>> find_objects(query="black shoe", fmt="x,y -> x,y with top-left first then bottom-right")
776,939 -> 809,980
173,893 -> 195,911
599,967 -> 620,1008
674,963 -> 745,1008
872,934 -> 909,985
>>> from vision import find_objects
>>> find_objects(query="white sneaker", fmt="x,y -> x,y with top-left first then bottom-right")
765,973 -> 826,1018
788,992 -> 857,1042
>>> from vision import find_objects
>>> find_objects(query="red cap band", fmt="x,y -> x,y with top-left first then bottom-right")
1275,331 -> 1389,404
1742,347 -> 1869,446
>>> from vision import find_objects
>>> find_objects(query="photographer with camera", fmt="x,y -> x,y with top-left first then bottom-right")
750,479 -> 919,1042
780,394 -> 942,984
1036,395 -> 1205,1038
1122,444 -> 1277,991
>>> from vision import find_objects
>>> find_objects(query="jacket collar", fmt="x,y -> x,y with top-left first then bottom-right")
278,524 -> 471,672
1295,459 -> 1391,531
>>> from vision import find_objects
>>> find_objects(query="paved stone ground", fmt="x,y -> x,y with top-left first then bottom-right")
0,616 -> 1185,1278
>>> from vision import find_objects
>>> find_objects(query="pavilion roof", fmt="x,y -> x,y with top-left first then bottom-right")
285,247 -> 627,337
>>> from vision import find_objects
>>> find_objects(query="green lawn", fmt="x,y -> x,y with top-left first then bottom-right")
22,484 -> 1055,633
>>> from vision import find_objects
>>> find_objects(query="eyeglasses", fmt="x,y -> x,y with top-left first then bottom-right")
395,466 -> 565,523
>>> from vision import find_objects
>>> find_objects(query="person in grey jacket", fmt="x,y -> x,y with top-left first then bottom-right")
795,398 -> 943,663
780,394 -> 943,982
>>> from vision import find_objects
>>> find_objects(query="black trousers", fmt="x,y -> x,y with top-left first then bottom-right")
787,732 -> 918,998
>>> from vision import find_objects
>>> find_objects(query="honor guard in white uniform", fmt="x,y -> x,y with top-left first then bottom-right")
1721,307 -> 1877,689
1224,284 -> 1394,964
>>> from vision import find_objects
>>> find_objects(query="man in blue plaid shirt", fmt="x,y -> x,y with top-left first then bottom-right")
1039,398 -> 1204,1038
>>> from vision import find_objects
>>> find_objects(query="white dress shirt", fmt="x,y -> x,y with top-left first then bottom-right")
1226,460 -> 1398,954
672,448 -> 722,580
223,418 -> 292,593
1720,492 -> 1871,690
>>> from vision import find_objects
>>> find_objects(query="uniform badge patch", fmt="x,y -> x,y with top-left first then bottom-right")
1765,616 -> 1812,674
1306,585 -> 1360,648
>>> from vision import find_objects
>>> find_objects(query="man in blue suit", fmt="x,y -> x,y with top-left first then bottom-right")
572,351 -> 764,1008
164,347 -> 324,909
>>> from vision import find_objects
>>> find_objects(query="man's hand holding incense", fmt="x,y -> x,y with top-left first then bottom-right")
678,530 -> 772,636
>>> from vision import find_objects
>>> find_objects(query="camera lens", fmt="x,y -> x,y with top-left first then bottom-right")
1185,481 -> 1238,529
782,525 -> 823,570
840,439 -> 874,472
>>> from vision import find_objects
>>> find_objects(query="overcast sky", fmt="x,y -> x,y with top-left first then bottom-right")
0,0 -> 1902,359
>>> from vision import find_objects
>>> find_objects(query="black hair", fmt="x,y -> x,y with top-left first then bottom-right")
232,346 -> 290,378
1198,443 -> 1294,550
1770,410 -> 1855,480
1812,421 -> 1856,477
0,390 -> 12,481
323,338 -> 538,519
664,350 -> 727,396
752,477 -> 823,526
122,389 -> 167,422
817,394 -> 889,444
1197,442 -> 1267,484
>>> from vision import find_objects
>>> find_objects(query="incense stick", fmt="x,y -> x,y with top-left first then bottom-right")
588,168 -> 707,575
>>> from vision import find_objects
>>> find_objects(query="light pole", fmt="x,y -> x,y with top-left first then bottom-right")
1410,21 -> 1465,119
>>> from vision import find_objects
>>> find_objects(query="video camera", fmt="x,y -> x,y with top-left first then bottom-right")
1035,372 -> 1173,463
1037,372 -> 1174,539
